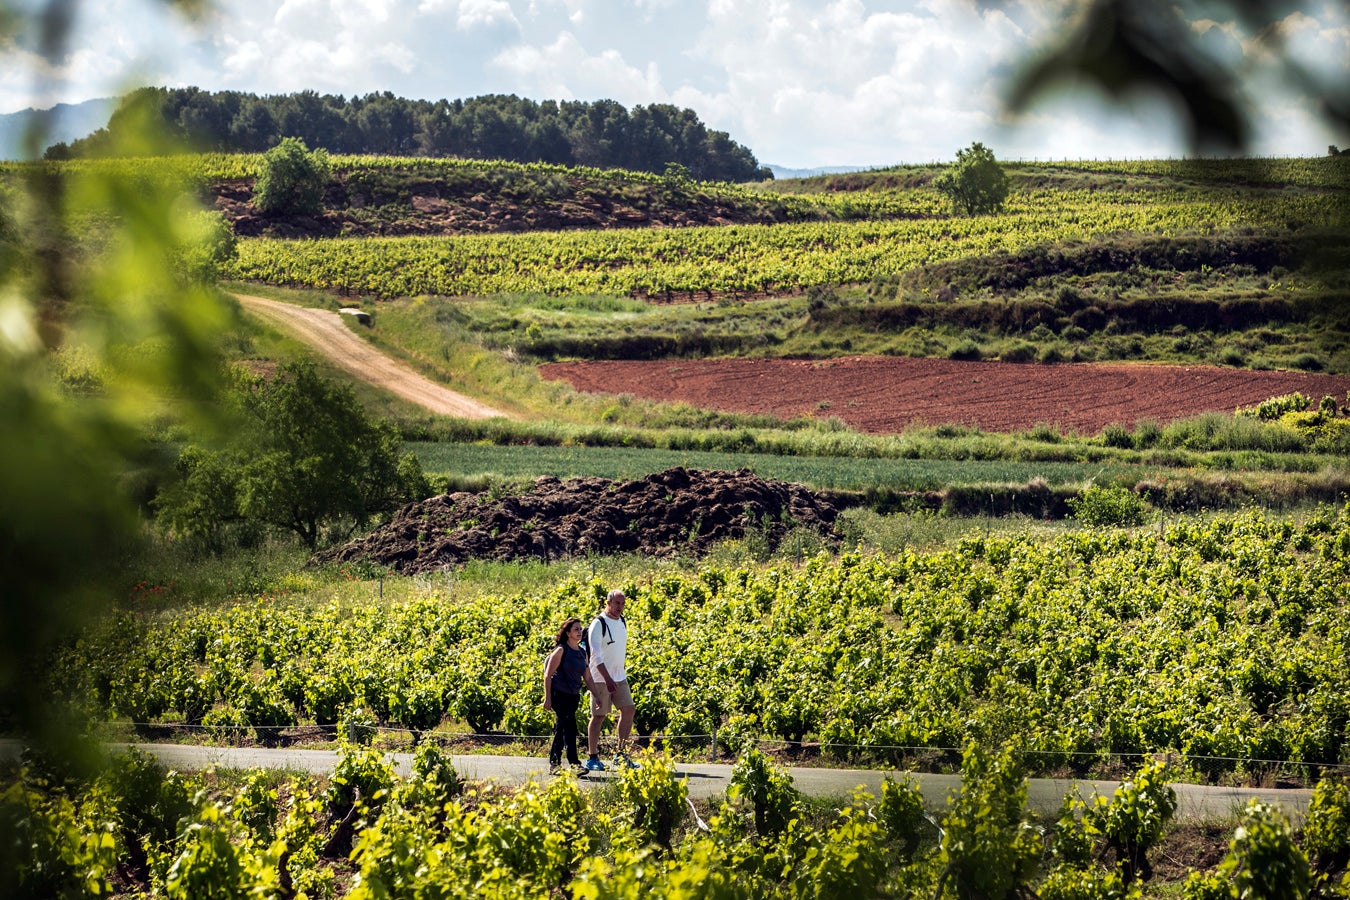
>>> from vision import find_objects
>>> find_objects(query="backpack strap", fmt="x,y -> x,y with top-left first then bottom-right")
592,615 -> 616,644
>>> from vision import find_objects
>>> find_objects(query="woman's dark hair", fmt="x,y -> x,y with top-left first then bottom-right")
555,617 -> 583,647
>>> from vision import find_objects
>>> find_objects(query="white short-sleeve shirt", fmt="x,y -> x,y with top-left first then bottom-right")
587,613 -> 627,682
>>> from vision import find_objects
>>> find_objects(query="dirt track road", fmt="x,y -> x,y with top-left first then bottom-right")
234,294 -> 505,420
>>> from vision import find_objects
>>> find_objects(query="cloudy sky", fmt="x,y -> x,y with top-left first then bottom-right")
3,0 -> 1348,168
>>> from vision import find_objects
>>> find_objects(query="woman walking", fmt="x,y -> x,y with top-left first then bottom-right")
543,617 -> 594,774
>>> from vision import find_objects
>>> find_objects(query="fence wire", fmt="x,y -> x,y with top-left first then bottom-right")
110,720 -> 1350,785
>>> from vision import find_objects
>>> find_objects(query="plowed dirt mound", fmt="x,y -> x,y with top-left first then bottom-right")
315,467 -> 841,573
541,357 -> 1350,435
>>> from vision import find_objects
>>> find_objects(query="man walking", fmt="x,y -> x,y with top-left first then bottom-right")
585,588 -> 638,771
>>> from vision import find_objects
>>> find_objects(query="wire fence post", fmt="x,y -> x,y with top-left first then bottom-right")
710,726 -> 717,762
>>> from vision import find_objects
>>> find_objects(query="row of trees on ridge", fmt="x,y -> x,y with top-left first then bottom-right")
47,87 -> 774,182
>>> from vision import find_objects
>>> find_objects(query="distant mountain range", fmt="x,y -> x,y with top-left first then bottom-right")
766,164 -> 875,180
0,98 -> 115,159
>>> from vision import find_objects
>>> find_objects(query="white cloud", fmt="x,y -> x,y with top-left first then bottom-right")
0,44 -> 53,113
456,0 -> 521,30
219,36 -> 267,84
216,2 -> 418,95
1273,8 -> 1350,85
0,1 -> 187,111
994,91 -> 1189,162
493,31 -> 664,101
530,0 -> 588,26
274,0 -> 322,28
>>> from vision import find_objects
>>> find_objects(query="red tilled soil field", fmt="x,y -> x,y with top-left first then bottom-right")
540,357 -> 1350,435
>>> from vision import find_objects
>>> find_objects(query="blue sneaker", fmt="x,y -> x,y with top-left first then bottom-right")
614,752 -> 639,770
584,757 -> 606,772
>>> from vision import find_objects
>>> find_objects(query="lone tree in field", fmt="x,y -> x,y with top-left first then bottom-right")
935,142 -> 1010,216
155,362 -> 430,550
253,136 -> 332,216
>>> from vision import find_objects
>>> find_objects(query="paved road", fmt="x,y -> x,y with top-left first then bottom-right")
97,743 -> 1310,821
233,293 -> 506,420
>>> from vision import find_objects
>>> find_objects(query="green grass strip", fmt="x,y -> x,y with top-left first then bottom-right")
407,441 -> 1172,491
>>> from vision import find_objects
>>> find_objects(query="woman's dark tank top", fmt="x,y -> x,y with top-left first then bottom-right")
553,644 -> 587,695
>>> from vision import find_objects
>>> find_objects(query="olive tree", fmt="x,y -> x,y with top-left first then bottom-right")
934,142 -> 1010,216
252,136 -> 331,216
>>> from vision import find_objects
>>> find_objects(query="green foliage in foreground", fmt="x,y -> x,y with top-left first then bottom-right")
1,109 -> 237,765
7,745 -> 1349,899
54,506 -> 1350,779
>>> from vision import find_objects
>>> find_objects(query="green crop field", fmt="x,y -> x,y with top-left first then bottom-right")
227,186 -> 1345,298
410,440 -> 1191,490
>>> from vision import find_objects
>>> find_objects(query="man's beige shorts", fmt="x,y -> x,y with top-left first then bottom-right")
591,680 -> 634,716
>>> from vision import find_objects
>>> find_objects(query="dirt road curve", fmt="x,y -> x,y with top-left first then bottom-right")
233,294 -> 504,419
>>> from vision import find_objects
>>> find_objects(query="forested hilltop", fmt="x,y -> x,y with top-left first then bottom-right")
47,87 -> 772,182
